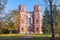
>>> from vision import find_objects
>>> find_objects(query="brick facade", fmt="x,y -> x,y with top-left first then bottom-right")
19,5 -> 43,34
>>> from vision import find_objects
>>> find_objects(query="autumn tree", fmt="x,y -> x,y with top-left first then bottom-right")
3,10 -> 19,34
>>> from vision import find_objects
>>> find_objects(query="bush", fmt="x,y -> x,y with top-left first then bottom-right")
2,29 -> 10,34
12,30 -> 18,34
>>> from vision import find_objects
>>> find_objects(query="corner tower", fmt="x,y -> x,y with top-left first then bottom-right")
19,5 -> 27,34
34,5 -> 43,34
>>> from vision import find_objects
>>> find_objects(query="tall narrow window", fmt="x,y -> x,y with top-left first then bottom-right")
36,13 -> 38,17
29,17 -> 32,24
36,27 -> 38,31
36,19 -> 38,23
28,26 -> 31,31
22,19 -> 24,23
28,26 -> 32,31
22,27 -> 24,31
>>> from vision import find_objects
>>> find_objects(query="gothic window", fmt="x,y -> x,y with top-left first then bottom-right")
21,27 -> 24,31
22,19 -> 24,23
29,17 -> 32,24
36,27 -> 39,31
21,14 -> 23,16
36,19 -> 38,23
28,26 -> 30,31
29,18 -> 31,23
36,13 -> 38,17
21,13 -> 24,17
28,26 -> 32,31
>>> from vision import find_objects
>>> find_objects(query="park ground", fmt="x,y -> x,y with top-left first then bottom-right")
0,34 -> 60,40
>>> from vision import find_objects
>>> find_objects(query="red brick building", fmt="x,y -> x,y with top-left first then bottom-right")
19,5 -> 43,34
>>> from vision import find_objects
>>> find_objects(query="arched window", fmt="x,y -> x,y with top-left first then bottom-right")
36,13 -> 38,17
22,19 -> 24,23
36,27 -> 39,31
29,17 -> 32,24
28,26 -> 32,31
36,19 -> 38,23
22,27 -> 24,31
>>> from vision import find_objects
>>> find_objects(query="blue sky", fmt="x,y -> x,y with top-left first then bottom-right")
5,0 -> 46,14
4,0 -> 60,15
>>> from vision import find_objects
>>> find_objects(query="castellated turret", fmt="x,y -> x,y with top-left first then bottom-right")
19,5 -> 26,12
33,5 -> 43,34
34,5 -> 41,12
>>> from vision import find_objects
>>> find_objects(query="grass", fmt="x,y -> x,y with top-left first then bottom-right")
0,34 -> 60,37
0,34 -> 25,36
0,36 -> 60,40
0,34 -> 60,40
32,34 -> 52,37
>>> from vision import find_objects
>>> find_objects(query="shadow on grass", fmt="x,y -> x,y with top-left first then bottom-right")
0,36 -> 60,40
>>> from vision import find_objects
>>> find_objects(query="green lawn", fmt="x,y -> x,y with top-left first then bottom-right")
0,34 -> 60,40
0,36 -> 60,40
32,34 -> 52,37
0,34 -> 25,36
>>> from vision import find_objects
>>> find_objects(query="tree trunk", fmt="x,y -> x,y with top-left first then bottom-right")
10,30 -> 12,34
